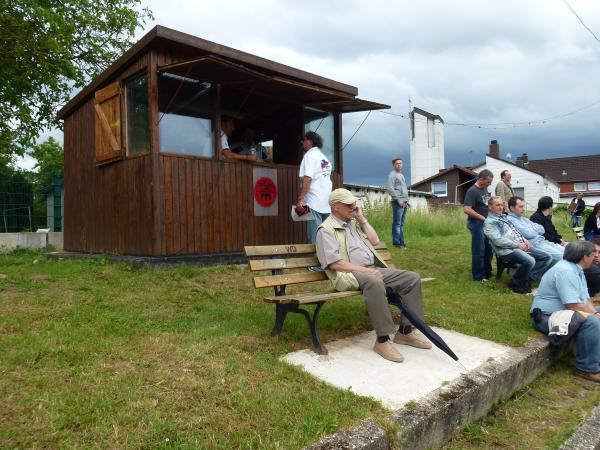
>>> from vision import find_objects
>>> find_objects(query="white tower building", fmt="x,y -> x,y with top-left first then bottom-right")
409,107 -> 445,183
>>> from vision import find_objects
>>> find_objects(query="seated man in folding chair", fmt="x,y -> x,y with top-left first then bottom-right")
315,188 -> 431,363
484,196 -> 553,294
507,196 -> 564,266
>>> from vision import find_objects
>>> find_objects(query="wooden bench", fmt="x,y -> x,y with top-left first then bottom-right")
244,242 -> 433,355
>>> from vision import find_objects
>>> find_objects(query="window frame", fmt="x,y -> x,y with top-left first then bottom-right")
123,71 -> 151,157
587,181 -> 600,191
157,72 -> 216,159
431,181 -> 447,197
574,182 -> 587,192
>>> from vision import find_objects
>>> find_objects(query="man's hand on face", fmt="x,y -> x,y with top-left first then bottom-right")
350,203 -> 364,221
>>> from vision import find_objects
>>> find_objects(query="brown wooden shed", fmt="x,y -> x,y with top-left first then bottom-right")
57,25 -> 389,259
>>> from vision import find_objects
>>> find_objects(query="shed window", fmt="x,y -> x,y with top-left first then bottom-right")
159,72 -> 214,157
125,74 -> 150,155
574,182 -> 587,191
304,107 -> 335,171
432,181 -> 447,196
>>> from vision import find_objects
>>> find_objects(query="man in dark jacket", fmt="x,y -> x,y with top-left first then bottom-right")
530,196 -> 565,246
586,238 -> 600,298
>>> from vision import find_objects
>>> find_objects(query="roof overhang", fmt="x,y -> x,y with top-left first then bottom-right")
57,25 -> 389,119
157,55 -> 389,113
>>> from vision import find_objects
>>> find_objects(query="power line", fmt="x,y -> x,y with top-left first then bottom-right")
342,110 -> 371,151
377,97 -> 600,130
562,0 -> 600,44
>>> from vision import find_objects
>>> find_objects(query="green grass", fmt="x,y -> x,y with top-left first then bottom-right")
0,207 -> 593,448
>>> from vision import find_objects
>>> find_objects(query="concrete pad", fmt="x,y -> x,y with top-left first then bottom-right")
283,328 -> 511,410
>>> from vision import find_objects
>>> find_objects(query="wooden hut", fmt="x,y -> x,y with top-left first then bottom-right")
57,26 -> 389,260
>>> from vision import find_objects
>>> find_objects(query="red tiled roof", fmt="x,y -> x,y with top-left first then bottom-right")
527,154 -> 600,183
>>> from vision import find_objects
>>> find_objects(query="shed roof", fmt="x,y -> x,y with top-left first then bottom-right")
526,154 -> 600,183
58,25 -> 389,119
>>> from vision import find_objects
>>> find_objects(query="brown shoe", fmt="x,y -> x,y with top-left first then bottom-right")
575,369 -> 600,383
373,340 -> 404,362
394,330 -> 432,349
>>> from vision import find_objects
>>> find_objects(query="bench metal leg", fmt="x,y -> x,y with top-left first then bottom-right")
271,302 -> 328,355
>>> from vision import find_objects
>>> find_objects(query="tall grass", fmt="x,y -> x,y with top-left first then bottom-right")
367,204 -> 465,239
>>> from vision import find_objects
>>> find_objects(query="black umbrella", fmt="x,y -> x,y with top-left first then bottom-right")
386,287 -> 465,368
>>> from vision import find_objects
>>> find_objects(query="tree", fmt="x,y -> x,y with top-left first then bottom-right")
29,137 -> 64,189
0,0 -> 153,161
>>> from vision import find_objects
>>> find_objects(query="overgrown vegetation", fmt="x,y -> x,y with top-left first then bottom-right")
0,206 -> 593,448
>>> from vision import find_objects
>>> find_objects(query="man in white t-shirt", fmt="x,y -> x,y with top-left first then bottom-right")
296,131 -> 332,244
220,116 -> 256,162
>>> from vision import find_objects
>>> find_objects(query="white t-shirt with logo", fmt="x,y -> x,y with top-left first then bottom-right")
299,147 -> 332,213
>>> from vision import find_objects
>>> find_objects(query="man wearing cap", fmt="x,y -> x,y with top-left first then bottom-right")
388,157 -> 410,249
315,188 -> 431,363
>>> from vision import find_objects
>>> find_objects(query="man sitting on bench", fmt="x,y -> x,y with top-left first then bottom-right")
484,196 -> 552,294
315,188 -> 431,363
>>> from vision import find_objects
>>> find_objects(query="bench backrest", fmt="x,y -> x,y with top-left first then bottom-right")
244,242 -> 392,292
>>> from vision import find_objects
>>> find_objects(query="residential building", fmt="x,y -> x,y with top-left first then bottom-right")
409,164 -> 476,204
524,154 -> 600,205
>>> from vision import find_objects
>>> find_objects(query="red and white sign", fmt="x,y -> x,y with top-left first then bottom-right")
253,167 -> 278,216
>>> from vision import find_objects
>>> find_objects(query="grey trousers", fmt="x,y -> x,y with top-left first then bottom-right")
353,268 -> 424,337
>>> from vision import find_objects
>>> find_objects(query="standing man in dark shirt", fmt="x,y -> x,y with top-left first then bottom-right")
463,170 -> 494,282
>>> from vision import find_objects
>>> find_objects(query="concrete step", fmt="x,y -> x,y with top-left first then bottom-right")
289,330 -> 572,450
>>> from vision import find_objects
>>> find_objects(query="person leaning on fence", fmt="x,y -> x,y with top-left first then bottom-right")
530,240 -> 600,383
484,196 -> 552,294
529,196 -> 565,246
506,196 -> 564,266
463,169 -> 494,282
315,188 -> 431,363
570,193 -> 586,228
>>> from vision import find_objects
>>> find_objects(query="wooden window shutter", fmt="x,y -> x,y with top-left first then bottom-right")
94,81 -> 122,165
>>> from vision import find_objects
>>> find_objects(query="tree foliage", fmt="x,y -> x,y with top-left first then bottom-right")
30,137 -> 63,189
0,0 -> 153,161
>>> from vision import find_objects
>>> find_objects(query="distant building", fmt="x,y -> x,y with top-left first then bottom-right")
409,164 -> 476,204
472,141 -> 560,210
524,154 -> 600,205
344,183 -> 435,211
410,107 -> 444,184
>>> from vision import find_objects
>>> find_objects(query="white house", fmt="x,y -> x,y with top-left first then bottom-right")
473,154 -> 560,211
409,107 -> 445,184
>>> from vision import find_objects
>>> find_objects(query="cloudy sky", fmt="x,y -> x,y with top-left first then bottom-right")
31,0 -> 600,185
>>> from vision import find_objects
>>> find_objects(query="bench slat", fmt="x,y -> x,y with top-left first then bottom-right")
253,271 -> 327,288
264,290 -> 362,304
244,244 -> 315,257
249,257 -> 319,271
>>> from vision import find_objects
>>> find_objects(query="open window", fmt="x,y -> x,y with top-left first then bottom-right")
94,81 -> 122,165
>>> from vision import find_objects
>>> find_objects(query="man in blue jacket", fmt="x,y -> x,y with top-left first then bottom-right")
484,196 -> 552,294
507,196 -> 564,266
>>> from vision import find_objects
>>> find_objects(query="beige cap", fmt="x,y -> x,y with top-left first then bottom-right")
329,188 -> 358,205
